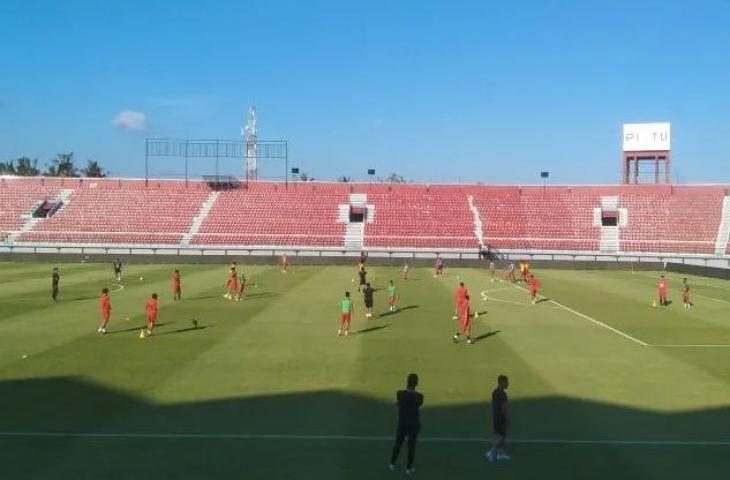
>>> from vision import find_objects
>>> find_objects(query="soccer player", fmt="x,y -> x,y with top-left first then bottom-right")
453,283 -> 473,344
171,270 -> 182,301
389,373 -> 423,475
401,262 -> 410,280
97,288 -> 111,334
453,281 -> 468,320
505,261 -> 516,282
387,280 -> 399,312
658,275 -> 669,307
682,277 -> 692,309
113,259 -> 123,282
528,274 -> 540,304
518,261 -> 527,282
486,375 -> 511,462
237,270 -> 247,301
145,293 -> 158,336
51,267 -> 60,302
489,260 -> 496,282
338,291 -> 353,337
523,260 -> 530,281
358,262 -> 368,292
434,256 -> 444,276
281,254 -> 289,273
224,269 -> 239,300
363,282 -> 374,318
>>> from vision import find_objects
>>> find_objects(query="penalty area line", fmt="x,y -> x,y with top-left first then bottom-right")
507,283 -> 649,347
0,431 -> 729,446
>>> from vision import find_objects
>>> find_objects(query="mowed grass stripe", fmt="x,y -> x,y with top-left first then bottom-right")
146,265 -> 330,402
0,264 -> 212,365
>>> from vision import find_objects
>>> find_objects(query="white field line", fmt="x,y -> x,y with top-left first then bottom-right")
631,272 -> 730,304
505,282 -> 730,348
0,431 -> 729,446
505,281 -> 649,346
480,290 -> 561,309
652,344 -> 730,348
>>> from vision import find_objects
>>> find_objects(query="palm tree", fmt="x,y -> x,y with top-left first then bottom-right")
82,160 -> 106,178
0,160 -> 16,175
15,157 -> 40,176
46,152 -> 79,177
387,173 -> 406,183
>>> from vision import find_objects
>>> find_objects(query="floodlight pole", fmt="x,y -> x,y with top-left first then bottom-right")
144,139 -> 149,189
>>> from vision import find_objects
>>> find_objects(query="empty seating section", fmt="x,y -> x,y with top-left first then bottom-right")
193,185 -> 348,247
0,186 -> 58,240
620,189 -> 724,254
473,189 -> 601,251
1,179 -> 727,253
21,188 -> 207,245
365,192 -> 476,249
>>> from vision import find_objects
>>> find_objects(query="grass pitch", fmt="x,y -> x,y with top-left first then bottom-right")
0,261 -> 729,479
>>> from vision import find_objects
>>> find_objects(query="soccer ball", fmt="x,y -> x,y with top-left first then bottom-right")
351,278 -> 355,283
139,276 -> 144,281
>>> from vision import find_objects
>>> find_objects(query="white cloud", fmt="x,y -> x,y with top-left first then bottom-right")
112,110 -> 146,132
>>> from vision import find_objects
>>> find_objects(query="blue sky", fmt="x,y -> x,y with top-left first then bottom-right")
1,0 -> 729,183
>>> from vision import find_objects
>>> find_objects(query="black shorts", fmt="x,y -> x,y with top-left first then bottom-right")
493,421 -> 507,437
365,299 -> 373,308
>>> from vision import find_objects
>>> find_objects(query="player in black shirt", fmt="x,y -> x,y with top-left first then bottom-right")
363,283 -> 374,318
357,263 -> 367,292
51,267 -> 60,302
113,259 -> 123,282
389,373 -> 423,475
486,374 -> 510,462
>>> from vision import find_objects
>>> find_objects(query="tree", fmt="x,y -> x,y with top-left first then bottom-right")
46,152 -> 79,177
15,157 -> 40,176
298,172 -> 310,181
82,160 -> 106,178
0,160 -> 16,175
338,175 -> 351,183
387,172 -> 406,183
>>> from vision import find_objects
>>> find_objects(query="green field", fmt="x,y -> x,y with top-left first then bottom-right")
1,261 -> 729,479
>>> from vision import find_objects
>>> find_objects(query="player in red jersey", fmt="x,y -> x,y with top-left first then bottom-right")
224,269 -> 239,301
97,288 -> 111,335
171,270 -> 182,301
452,289 -> 473,345
528,274 -> 540,304
657,275 -> 669,307
145,293 -> 158,336
453,281 -> 468,319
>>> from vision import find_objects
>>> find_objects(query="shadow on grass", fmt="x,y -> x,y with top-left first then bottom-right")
535,297 -> 552,304
1,377 -> 730,479
377,305 -> 419,318
155,325 -> 211,336
353,324 -> 389,335
471,330 -> 501,344
106,321 -> 173,335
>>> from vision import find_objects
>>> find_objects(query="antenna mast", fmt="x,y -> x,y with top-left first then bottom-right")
244,105 -> 257,181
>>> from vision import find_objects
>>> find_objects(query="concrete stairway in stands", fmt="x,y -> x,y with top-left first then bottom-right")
182,191 -> 219,246
715,196 -> 730,255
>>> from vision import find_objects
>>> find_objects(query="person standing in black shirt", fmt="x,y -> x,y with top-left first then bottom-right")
51,267 -> 60,302
486,375 -> 510,462
357,263 -> 367,292
363,283 -> 374,318
389,373 -> 423,475
113,259 -> 123,282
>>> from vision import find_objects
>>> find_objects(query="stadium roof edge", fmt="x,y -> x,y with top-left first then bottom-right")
1,175 -> 728,188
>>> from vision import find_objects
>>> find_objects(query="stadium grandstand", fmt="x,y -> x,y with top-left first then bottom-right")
1,176 -> 729,260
